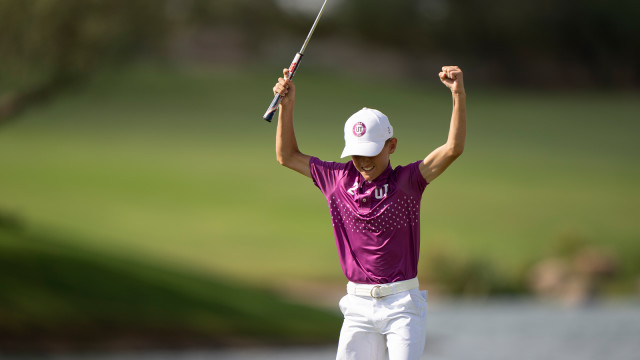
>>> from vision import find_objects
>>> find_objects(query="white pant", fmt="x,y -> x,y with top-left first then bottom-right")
336,288 -> 428,360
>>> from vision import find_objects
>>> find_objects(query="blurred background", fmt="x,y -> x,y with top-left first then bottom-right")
1,0 -> 639,358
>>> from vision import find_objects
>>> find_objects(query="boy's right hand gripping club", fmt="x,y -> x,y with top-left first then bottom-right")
263,0 -> 329,122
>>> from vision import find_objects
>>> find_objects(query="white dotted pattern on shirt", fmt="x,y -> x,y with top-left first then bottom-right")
329,195 -> 420,234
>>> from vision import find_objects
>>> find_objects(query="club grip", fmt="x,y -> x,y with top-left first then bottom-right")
263,52 -> 304,122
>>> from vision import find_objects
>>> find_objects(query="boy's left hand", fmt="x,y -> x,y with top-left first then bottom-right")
439,66 -> 465,95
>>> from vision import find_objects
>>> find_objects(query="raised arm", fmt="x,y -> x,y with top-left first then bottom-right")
274,68 -> 312,178
419,66 -> 467,183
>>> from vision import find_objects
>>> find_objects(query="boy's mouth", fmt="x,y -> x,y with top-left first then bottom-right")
362,165 -> 374,172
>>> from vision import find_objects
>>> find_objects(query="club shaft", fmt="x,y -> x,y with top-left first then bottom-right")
300,0 -> 329,54
263,0 -> 329,121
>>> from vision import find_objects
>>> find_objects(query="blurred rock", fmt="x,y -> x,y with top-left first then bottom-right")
528,246 -> 618,306
529,258 -> 571,299
573,246 -> 617,277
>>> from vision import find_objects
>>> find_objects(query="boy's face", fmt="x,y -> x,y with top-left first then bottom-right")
351,138 -> 397,182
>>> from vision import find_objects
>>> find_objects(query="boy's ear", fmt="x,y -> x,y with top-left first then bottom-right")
387,137 -> 398,154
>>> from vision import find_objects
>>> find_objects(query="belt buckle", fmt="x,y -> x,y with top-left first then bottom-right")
370,285 -> 383,299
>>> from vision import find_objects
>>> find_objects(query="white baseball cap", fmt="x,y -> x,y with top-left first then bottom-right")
340,107 -> 393,158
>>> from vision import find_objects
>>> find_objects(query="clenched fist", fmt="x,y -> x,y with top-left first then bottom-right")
439,66 -> 465,95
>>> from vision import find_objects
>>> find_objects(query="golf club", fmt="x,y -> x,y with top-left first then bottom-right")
263,0 -> 329,122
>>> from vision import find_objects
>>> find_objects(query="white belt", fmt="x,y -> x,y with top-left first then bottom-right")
346,277 -> 419,299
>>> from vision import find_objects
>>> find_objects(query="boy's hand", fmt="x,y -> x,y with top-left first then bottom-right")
439,66 -> 465,95
273,68 -> 296,106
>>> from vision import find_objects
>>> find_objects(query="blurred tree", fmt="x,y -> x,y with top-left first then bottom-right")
332,0 -> 639,87
0,0 -> 637,125
0,0 -> 299,123
164,0 -> 286,63
0,0 -> 168,123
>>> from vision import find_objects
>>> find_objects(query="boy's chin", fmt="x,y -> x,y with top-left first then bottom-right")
359,171 -> 377,181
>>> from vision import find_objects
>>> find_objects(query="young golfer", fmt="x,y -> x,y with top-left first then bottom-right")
273,66 -> 466,360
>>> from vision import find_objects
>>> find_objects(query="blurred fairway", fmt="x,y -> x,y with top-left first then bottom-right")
1,64 -> 639,293
0,224 -> 341,350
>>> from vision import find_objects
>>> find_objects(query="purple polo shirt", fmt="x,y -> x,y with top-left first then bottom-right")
309,157 -> 428,284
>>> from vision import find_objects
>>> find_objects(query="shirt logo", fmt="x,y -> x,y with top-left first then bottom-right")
374,184 -> 389,199
352,122 -> 366,137
347,179 -> 358,195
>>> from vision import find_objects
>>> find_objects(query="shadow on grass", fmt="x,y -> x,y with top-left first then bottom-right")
0,211 -> 341,353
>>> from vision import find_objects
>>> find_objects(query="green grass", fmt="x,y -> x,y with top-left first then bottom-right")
1,63 -> 639,292
0,220 -> 341,351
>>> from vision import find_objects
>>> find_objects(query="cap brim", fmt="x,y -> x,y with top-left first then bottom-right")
340,141 -> 385,158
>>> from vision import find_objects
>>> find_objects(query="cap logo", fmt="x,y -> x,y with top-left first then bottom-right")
352,122 -> 366,137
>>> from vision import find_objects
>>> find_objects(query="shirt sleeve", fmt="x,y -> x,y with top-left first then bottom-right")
404,160 -> 429,195
309,157 -> 349,195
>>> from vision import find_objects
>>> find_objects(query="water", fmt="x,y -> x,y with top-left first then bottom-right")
5,299 -> 640,360
423,299 -> 640,360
